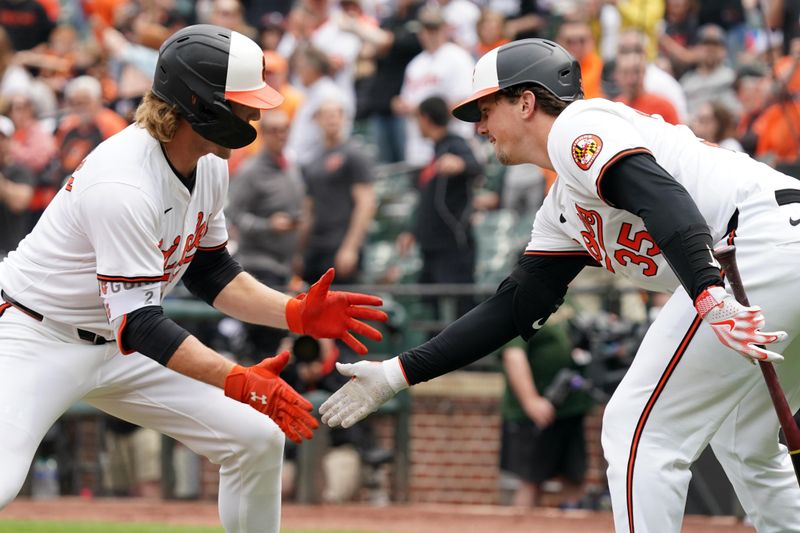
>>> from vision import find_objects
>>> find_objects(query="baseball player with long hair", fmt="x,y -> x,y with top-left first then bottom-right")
0,25 -> 386,532
320,39 -> 800,532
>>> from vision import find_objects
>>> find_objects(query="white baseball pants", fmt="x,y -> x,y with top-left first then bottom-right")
0,306 -> 285,533
602,189 -> 800,532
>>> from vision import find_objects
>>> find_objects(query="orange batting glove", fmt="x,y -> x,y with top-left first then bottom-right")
285,268 -> 388,354
224,351 -> 318,443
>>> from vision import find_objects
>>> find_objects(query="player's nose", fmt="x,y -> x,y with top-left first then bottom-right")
476,119 -> 489,137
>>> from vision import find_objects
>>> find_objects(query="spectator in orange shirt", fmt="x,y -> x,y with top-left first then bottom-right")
556,19 -> 603,99
53,75 -> 128,182
264,51 -> 303,122
614,53 -> 680,125
753,98 -> 800,167
773,37 -> 800,96
474,9 -> 510,59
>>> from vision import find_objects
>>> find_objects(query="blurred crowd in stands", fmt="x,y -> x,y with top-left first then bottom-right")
3,0 -> 800,286
5,0 -> 800,508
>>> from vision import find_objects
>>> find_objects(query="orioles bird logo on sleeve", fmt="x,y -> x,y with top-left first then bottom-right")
571,134 -> 603,170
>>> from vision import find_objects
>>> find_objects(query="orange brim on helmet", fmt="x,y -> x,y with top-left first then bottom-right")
452,47 -> 503,123
226,84 -> 284,109
224,31 -> 285,110
452,39 -> 583,123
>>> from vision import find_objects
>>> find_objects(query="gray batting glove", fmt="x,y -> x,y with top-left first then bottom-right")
320,357 -> 409,428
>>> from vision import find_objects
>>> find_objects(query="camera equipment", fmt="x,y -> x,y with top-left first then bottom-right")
293,335 -> 321,363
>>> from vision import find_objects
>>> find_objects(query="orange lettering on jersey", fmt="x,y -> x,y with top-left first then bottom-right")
571,134 -> 603,170
160,236 -> 181,274
178,212 -> 210,269
65,176 -> 75,192
575,204 -> 614,273
158,212 -> 211,282
614,222 -> 660,277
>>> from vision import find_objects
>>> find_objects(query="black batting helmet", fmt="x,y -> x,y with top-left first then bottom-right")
452,38 -> 582,122
152,24 -> 283,149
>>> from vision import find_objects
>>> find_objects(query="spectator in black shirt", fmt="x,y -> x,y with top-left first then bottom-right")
0,0 -> 54,52
397,95 -> 481,319
228,110 -> 305,359
300,99 -> 376,284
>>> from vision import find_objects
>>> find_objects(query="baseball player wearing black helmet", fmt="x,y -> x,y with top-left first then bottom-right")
0,24 -> 387,532
320,38 -> 800,532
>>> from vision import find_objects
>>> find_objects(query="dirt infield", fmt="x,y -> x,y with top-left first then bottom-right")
2,498 -> 754,533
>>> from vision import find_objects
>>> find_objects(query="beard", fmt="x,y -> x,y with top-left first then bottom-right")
495,144 -> 513,165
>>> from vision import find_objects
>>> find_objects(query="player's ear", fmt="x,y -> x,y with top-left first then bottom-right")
519,90 -> 536,119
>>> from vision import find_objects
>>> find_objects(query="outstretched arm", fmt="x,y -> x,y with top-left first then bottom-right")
183,249 -> 388,354
319,253 -> 590,428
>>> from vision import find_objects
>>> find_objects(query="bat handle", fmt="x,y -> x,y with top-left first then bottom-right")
713,244 -> 800,461
712,244 -> 750,306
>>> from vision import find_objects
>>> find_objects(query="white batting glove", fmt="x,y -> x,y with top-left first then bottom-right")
694,286 -> 787,363
319,357 -> 409,428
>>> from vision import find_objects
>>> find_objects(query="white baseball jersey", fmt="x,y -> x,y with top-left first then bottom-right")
527,98 -> 799,292
0,124 -> 229,337
400,43 -> 475,166
520,98 -> 800,532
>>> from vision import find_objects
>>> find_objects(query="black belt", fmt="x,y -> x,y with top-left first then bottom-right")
1,290 -> 110,345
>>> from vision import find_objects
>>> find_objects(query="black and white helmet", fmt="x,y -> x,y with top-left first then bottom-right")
452,38 -> 582,122
152,24 -> 283,148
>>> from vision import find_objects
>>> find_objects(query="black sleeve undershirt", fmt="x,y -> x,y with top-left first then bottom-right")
398,253 -> 590,385
120,306 -> 191,366
600,152 -> 723,299
181,247 -> 244,306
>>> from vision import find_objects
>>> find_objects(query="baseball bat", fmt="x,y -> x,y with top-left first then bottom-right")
713,244 -> 800,486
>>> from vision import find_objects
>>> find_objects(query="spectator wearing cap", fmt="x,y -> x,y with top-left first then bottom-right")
556,19 -> 603,100
395,5 -> 474,167
0,115 -> 34,259
679,24 -> 739,116
339,0 -> 423,163
614,53 -> 679,125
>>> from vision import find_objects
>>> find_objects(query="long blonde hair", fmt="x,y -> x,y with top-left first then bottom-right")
134,91 -> 181,143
